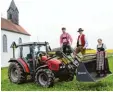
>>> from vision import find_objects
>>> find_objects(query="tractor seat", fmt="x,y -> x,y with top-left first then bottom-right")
40,56 -> 48,62
28,59 -> 33,62
26,54 -> 33,62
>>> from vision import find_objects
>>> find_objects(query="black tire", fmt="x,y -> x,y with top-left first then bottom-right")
8,62 -> 26,84
35,69 -> 54,87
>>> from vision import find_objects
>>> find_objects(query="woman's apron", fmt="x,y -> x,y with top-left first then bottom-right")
96,44 -> 105,71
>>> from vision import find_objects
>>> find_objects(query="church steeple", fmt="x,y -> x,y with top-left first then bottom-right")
7,0 -> 19,25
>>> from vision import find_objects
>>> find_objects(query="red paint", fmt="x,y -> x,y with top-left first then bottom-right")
41,56 -> 61,71
18,58 -> 30,73
41,56 -> 48,61
41,56 -> 62,71
47,59 -> 61,71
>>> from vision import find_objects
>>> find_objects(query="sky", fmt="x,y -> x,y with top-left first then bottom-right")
1,0 -> 113,49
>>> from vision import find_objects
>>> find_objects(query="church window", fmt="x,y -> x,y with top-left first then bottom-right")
9,14 -> 12,19
19,37 -> 22,44
3,34 -> 8,52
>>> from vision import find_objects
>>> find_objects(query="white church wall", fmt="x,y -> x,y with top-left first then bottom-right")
1,30 -> 30,67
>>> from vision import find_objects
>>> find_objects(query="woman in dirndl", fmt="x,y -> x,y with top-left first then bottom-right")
96,38 -> 111,77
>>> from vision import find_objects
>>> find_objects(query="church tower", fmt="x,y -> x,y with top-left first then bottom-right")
7,0 -> 19,25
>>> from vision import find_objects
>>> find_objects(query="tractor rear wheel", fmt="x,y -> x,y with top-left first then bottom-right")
35,69 -> 54,87
8,62 -> 26,84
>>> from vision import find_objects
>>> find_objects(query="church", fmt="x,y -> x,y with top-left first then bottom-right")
1,0 -> 31,67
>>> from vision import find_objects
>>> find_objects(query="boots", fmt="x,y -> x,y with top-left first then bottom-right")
100,70 -> 107,77
96,70 -> 106,77
96,70 -> 101,77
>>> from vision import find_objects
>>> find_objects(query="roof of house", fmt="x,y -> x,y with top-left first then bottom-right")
1,18 -> 31,36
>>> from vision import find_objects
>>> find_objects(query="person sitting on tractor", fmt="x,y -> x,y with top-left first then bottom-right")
60,27 -> 73,54
74,28 -> 88,55
96,38 -> 111,77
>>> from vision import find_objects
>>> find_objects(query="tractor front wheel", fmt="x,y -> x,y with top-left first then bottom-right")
8,62 -> 26,84
35,69 -> 54,87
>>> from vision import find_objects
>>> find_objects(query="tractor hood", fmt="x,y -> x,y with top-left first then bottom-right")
47,59 -> 62,71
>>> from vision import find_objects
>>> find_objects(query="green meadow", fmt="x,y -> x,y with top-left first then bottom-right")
1,57 -> 113,91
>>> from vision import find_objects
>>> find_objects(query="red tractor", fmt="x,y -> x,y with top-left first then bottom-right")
8,42 -> 112,87
8,42 -> 77,87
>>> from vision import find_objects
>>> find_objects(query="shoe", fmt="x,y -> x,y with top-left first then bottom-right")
103,73 -> 107,77
100,73 -> 106,77
96,74 -> 100,77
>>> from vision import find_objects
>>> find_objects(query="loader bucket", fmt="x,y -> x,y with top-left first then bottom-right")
76,55 -> 112,82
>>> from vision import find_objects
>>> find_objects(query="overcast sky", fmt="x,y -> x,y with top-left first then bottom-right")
1,0 -> 113,49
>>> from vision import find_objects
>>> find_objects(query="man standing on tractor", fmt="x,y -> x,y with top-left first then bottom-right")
75,28 -> 88,55
60,27 -> 73,54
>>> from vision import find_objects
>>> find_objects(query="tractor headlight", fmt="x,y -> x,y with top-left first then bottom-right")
60,65 -> 65,69
73,60 -> 79,67
62,65 -> 65,68
60,66 -> 63,68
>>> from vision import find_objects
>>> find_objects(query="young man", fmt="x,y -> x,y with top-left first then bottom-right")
75,28 -> 88,55
60,27 -> 73,54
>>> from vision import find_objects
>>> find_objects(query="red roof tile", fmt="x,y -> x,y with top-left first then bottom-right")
1,18 -> 31,36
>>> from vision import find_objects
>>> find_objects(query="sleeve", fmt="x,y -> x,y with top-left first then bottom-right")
96,45 -> 98,50
96,45 -> 98,52
84,35 -> 88,48
60,35 -> 62,46
103,44 -> 107,58
68,33 -> 73,44
103,43 -> 107,50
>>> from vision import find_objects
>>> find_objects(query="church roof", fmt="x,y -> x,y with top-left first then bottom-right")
1,18 -> 31,36
7,0 -> 19,12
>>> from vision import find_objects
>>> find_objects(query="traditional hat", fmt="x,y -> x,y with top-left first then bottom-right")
77,28 -> 84,32
62,27 -> 66,30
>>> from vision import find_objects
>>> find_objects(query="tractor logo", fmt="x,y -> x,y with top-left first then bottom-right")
51,64 -> 57,69
78,72 -> 87,75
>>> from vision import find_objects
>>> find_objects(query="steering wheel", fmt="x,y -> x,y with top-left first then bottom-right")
36,51 -> 46,61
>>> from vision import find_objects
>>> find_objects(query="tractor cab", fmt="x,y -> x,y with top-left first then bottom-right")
10,41 -> 51,72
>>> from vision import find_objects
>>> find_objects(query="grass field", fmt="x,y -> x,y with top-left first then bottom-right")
1,57 -> 113,91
